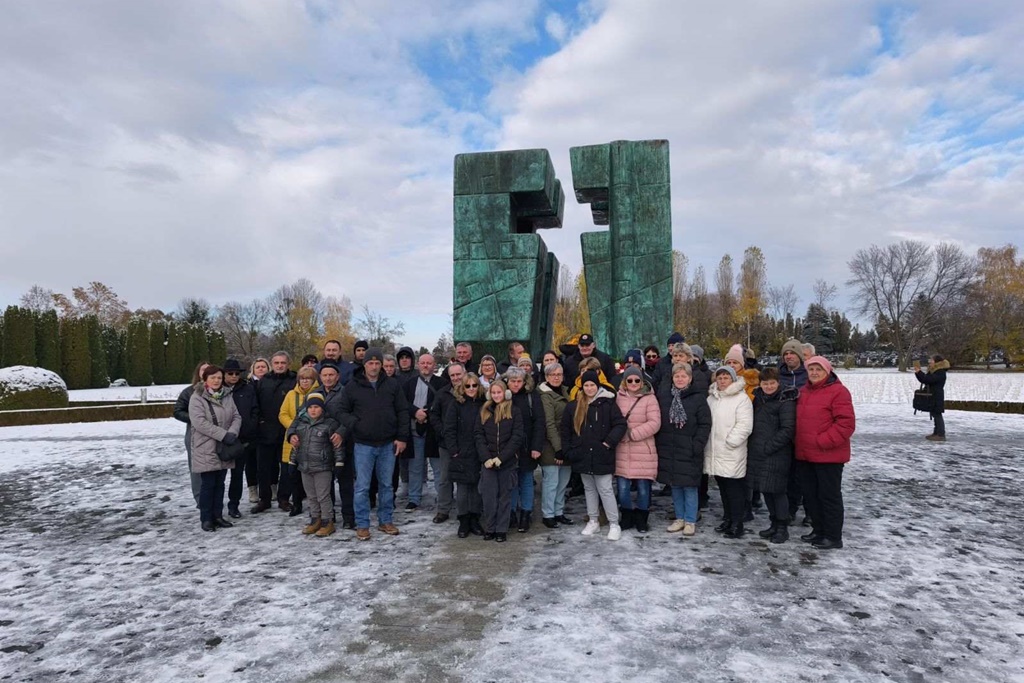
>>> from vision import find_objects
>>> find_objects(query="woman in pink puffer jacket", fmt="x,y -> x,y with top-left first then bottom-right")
614,366 -> 662,533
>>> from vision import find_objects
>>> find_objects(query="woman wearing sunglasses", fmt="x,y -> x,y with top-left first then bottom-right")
443,373 -> 487,538
614,366 -> 662,533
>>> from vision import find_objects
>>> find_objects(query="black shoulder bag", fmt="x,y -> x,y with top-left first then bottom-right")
209,400 -> 246,462
912,383 -> 934,415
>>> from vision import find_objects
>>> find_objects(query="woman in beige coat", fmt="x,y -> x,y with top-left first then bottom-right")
189,365 -> 242,532
705,366 -> 753,539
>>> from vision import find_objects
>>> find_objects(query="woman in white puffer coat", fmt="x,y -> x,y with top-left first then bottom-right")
705,365 -> 753,539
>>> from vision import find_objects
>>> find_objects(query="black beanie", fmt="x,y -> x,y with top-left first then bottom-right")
580,370 -> 601,387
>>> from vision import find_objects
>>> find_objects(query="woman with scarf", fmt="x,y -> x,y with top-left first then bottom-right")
188,365 -> 242,531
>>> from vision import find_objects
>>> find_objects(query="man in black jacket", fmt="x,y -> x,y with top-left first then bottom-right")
223,359 -> 259,517
252,352 -> 297,513
319,339 -> 356,386
318,361 -> 356,529
338,347 -> 410,540
564,333 -> 617,386
405,354 -> 450,520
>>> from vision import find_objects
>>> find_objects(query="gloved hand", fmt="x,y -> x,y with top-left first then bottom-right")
485,457 -> 501,469
223,433 -> 238,445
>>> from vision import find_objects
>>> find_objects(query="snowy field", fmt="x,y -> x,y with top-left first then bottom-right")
68,384 -> 189,402
2,378 -> 1023,682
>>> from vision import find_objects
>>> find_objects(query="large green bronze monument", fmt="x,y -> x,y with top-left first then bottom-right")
452,149 -> 564,358
571,139 -> 672,357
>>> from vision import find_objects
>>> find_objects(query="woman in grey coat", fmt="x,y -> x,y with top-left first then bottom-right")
189,365 -> 242,531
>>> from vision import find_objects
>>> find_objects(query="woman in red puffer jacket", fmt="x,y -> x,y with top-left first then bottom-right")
795,356 -> 855,551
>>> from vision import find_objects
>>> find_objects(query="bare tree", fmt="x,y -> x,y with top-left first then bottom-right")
688,265 -> 711,345
356,304 -> 406,353
714,254 -> 735,338
215,298 -> 272,359
19,285 -> 56,313
847,241 -> 975,371
767,284 -> 799,321
812,279 -> 839,311
672,250 -> 689,332
737,247 -> 767,348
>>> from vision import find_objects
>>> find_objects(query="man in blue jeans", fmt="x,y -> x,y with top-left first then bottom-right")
336,347 -> 410,540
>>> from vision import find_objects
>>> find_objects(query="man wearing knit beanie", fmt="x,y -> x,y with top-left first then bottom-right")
779,339 -> 808,390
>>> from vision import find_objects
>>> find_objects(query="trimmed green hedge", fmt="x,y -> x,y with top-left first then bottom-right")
0,403 -> 174,427
945,400 -> 1024,415
0,366 -> 69,410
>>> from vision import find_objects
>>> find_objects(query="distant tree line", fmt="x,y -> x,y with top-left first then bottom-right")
554,241 -> 1024,371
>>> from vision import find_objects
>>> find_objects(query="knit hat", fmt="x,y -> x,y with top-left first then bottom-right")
353,339 -> 369,351
319,360 -> 340,374
365,347 -> 384,363
667,331 -> 685,345
580,369 -> 601,387
517,353 -> 533,367
622,366 -> 644,383
780,339 -> 803,360
714,365 -> 738,382
305,393 -> 326,409
725,344 -> 745,367
805,355 -> 834,377
690,345 -> 704,360
624,349 -> 643,365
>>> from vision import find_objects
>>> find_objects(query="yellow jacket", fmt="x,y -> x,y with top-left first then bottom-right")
279,382 -> 320,463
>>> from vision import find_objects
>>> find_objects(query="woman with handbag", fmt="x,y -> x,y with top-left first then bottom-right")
188,365 -> 242,532
915,355 -> 949,442
614,366 -> 661,533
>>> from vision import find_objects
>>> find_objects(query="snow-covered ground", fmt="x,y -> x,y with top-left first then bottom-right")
838,368 -> 1024,404
2,379 -> 1023,682
68,384 -> 189,402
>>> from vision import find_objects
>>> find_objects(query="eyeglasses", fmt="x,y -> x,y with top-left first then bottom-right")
465,383 -> 478,388
625,378 -> 642,385
225,372 -> 241,376
645,354 -> 659,359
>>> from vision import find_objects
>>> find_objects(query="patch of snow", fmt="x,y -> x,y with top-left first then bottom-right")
0,365 -> 67,393
68,383 -> 189,403
838,370 -> 1023,404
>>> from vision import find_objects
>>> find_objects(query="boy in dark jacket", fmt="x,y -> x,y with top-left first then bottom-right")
287,394 -> 344,536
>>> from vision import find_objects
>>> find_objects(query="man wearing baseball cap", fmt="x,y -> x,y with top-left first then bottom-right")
563,333 -> 617,386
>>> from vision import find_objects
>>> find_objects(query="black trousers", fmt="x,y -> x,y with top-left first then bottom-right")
228,442 -> 257,507
798,461 -> 844,541
331,465 -> 355,522
244,442 -> 258,488
257,442 -> 289,504
787,455 -> 803,518
715,475 -> 747,524
931,411 -> 946,436
763,491 -> 790,523
199,470 -> 227,523
288,463 -> 305,506
699,473 -> 709,509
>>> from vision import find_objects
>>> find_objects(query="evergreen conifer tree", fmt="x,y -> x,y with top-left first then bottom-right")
150,321 -> 168,384
125,318 -> 153,386
35,310 -> 61,373
2,306 -> 37,367
208,331 -> 227,366
165,322 -> 188,384
60,317 -> 91,389
86,316 -> 108,388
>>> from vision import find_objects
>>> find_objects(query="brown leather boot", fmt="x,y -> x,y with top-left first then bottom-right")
302,518 -> 321,535
315,520 -> 335,537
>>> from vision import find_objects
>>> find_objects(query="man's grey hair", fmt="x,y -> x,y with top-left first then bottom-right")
802,343 -> 816,354
504,367 -> 526,381
447,362 -> 465,374
456,341 -> 472,351
383,353 -> 396,362
271,351 -> 290,361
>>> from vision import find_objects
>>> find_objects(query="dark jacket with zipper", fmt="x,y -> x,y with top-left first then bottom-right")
444,395 -> 486,483
915,360 -> 949,413
510,388 -> 546,472
655,384 -> 712,488
285,413 -> 344,473
403,373 -> 447,459
474,405 -> 524,471
336,366 -> 411,446
747,386 -> 797,493
227,379 -> 260,442
559,388 -> 627,476
256,370 -> 297,445
429,385 -> 457,452
174,385 -> 195,424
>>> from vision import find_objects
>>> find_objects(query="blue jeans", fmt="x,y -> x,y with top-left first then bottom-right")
354,443 -> 396,528
540,465 -> 571,518
615,478 -> 652,510
509,468 -> 535,512
671,485 -> 699,523
408,435 -> 433,504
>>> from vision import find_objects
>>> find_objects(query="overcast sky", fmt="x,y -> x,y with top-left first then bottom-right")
1,0 -> 1021,349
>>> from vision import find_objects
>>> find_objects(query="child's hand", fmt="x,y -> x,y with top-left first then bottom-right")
289,435 -> 299,447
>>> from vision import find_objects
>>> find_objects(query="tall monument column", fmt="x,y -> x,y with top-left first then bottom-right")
452,149 -> 565,358
571,139 -> 673,357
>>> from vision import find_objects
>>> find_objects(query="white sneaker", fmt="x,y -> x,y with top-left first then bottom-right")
667,519 -> 686,533
581,520 -> 600,536
248,486 -> 259,504
682,522 -> 696,536
607,523 -> 621,541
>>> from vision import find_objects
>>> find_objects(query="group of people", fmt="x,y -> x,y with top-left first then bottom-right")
175,333 -> 861,550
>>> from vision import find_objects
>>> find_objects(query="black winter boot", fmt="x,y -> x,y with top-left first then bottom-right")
518,511 -> 531,532
457,515 -> 470,538
634,509 -> 650,534
715,518 -> 732,533
469,514 -> 485,536
759,519 -> 778,539
724,522 -> 744,539
771,524 -> 789,544
510,510 -> 519,531
541,517 -> 559,528
619,508 -> 634,531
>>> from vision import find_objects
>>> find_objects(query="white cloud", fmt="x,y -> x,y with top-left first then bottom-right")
0,0 -> 1022,349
